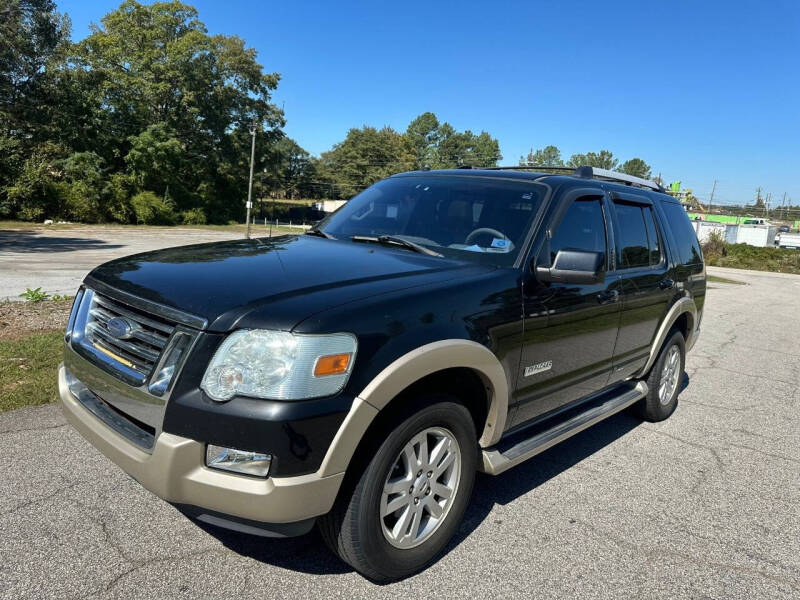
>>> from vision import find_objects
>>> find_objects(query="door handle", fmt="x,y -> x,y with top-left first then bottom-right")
597,289 -> 619,304
659,278 -> 675,290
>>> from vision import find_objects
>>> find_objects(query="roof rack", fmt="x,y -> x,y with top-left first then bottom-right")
484,165 -> 665,192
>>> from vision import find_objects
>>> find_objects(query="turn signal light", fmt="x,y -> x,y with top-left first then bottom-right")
314,353 -> 351,377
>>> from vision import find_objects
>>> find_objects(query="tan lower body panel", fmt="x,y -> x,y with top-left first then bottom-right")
59,366 -> 343,524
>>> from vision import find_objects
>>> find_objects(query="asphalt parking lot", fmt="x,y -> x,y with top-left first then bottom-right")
0,225 -> 244,301
0,266 -> 798,599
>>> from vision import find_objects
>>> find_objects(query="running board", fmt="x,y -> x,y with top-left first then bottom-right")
480,381 -> 648,475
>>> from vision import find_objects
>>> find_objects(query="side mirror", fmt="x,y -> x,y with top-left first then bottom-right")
535,249 -> 605,285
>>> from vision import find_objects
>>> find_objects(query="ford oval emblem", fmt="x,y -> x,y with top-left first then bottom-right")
106,317 -> 134,340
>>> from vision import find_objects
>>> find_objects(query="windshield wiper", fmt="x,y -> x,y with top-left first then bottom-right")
305,228 -> 335,239
350,235 -> 443,257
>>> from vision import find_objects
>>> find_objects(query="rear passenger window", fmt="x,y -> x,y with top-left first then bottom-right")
642,207 -> 662,266
662,202 -> 703,266
614,202 -> 650,268
548,197 -> 607,265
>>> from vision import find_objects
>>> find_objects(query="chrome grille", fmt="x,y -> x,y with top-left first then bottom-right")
83,293 -> 175,377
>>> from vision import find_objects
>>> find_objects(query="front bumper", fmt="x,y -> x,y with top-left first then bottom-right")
58,364 -> 344,527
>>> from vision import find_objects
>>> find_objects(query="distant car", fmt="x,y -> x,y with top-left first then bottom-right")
779,225 -> 791,233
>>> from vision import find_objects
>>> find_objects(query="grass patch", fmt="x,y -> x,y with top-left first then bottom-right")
0,330 -> 64,413
702,232 -> 800,275
707,275 -> 746,285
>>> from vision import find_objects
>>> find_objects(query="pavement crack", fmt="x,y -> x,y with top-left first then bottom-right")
641,427 -> 726,473
0,422 -> 68,435
728,443 -> 800,465
644,549 -> 800,592
0,480 -> 81,518
78,547 -> 225,599
690,364 -> 797,387
680,398 -> 761,413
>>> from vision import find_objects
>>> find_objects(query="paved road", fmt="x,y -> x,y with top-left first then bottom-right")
1,266 -> 798,599
0,226 -> 244,301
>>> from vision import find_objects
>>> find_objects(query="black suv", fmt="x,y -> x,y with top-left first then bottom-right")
59,166 -> 705,581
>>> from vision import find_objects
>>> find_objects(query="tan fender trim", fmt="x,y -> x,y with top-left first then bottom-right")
317,340 -> 509,477
636,296 -> 697,377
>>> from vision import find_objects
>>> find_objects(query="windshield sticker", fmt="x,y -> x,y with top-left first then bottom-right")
386,204 -> 398,218
491,238 -> 510,249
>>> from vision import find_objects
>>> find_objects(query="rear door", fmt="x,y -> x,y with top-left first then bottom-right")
607,192 -> 674,380
513,189 -> 622,427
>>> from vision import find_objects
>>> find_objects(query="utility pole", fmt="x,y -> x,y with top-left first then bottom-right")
709,179 -> 717,214
782,192 -> 788,220
245,121 -> 257,239
765,192 -> 772,218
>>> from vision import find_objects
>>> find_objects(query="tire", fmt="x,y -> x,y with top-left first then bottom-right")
318,397 -> 477,582
634,329 -> 685,422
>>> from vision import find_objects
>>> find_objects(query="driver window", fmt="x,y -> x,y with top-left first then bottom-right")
548,197 -> 607,266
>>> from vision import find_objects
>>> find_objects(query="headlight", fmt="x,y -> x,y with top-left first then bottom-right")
200,329 -> 357,401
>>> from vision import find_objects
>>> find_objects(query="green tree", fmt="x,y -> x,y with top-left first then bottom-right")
567,150 -> 618,170
316,126 -> 416,198
66,0 -> 284,222
0,0 -> 70,215
618,157 -> 652,179
519,145 -> 563,167
405,112 -> 441,169
0,0 -> 70,137
261,137 -> 314,198
433,125 -> 501,168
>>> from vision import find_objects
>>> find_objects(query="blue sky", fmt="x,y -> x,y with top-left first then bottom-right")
58,0 -> 799,206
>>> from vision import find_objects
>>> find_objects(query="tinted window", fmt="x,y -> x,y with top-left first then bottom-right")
548,197 -> 607,265
614,202 -> 650,268
662,202 -> 703,266
642,206 -> 662,266
320,176 -> 546,266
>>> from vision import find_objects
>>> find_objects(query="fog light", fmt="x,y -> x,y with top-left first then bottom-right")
205,445 -> 272,478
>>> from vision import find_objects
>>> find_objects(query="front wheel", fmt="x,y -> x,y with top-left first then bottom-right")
319,398 -> 477,582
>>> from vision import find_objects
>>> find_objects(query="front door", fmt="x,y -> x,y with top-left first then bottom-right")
512,193 -> 622,428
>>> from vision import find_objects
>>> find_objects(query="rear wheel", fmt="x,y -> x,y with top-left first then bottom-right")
319,398 -> 477,582
635,329 -> 685,422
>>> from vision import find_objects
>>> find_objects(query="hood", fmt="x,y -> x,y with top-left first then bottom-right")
85,234 -> 487,331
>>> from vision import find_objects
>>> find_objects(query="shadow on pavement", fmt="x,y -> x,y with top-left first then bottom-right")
193,519 -> 352,576
194,409 -> 646,579
0,231 -> 123,253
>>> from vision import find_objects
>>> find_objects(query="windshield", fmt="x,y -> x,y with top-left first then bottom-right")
318,175 -> 547,266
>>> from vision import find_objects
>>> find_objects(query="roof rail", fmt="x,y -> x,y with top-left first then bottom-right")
485,165 -> 665,192
576,166 -> 664,192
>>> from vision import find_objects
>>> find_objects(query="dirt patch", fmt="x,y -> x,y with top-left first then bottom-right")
0,300 -> 73,340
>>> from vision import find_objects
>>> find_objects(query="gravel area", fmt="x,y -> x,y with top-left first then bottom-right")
0,300 -> 72,340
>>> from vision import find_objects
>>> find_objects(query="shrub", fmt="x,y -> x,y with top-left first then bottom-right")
703,241 -> 800,275
61,181 -> 103,222
5,154 -> 62,221
130,191 -> 177,225
104,172 -> 136,223
701,230 -> 727,260
180,207 -> 207,225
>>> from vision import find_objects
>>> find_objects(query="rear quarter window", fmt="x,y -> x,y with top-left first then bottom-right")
661,202 -> 703,266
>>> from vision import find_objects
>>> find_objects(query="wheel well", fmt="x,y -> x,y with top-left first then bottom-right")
672,312 -> 690,341
385,367 -> 489,436
338,367 -> 489,489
